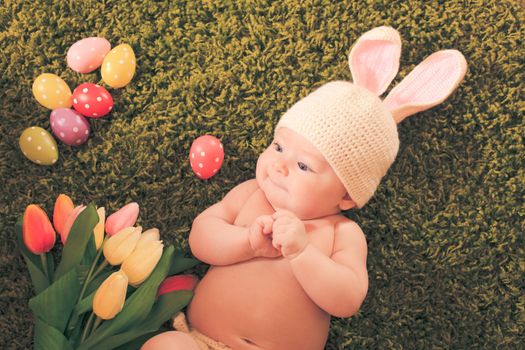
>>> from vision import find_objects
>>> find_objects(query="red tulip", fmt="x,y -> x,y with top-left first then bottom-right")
22,205 -> 56,254
53,194 -> 74,236
157,274 -> 199,297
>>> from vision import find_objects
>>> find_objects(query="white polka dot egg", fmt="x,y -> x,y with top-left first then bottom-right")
50,108 -> 90,146
67,37 -> 111,74
32,73 -> 72,110
19,126 -> 59,166
189,135 -> 224,179
72,82 -> 114,118
101,44 -> 136,88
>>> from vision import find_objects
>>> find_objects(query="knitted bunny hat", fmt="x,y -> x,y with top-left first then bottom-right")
276,26 -> 467,208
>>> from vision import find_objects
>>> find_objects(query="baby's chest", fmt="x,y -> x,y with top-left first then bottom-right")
234,189 -> 336,256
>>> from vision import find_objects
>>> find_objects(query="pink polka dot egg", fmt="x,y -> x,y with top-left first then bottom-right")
50,108 -> 90,146
189,135 -> 224,179
72,82 -> 113,118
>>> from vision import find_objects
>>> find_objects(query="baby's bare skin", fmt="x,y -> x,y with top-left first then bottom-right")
143,127 -> 369,350
189,184 -> 341,349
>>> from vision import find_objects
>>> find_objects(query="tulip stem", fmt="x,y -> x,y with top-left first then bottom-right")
92,260 -> 109,280
39,253 -> 49,282
80,312 -> 95,343
78,238 -> 107,302
90,316 -> 103,337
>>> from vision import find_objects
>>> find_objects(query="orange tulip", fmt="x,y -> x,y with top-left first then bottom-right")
157,274 -> 199,297
60,205 -> 85,244
22,204 -> 56,254
93,270 -> 128,320
53,194 -> 74,236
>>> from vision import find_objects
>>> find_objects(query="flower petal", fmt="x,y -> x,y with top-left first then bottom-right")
60,205 -> 85,244
23,204 -> 56,254
53,194 -> 74,236
157,274 -> 199,297
105,202 -> 139,236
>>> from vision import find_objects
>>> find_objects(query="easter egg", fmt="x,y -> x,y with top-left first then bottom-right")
32,73 -> 72,110
67,37 -> 111,74
189,135 -> 224,179
50,108 -> 90,146
101,44 -> 136,88
19,127 -> 58,165
72,83 -> 113,118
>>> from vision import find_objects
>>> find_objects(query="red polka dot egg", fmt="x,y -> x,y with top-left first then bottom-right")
189,135 -> 224,179
72,83 -> 113,118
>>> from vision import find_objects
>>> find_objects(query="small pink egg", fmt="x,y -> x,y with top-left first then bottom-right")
67,37 -> 111,74
189,135 -> 224,179
50,108 -> 90,146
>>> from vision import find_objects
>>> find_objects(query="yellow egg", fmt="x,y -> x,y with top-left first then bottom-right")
32,73 -> 72,110
19,127 -> 59,166
101,44 -> 136,88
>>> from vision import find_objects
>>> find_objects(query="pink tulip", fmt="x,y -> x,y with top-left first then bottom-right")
157,275 -> 199,297
60,205 -> 86,244
105,202 -> 139,236
22,205 -> 56,254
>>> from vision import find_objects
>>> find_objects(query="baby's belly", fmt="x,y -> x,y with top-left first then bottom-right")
187,257 -> 330,350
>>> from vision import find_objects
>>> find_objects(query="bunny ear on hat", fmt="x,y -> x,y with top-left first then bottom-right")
348,26 -> 402,96
383,49 -> 467,124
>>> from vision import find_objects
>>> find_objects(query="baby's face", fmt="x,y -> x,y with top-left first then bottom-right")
256,127 -> 354,220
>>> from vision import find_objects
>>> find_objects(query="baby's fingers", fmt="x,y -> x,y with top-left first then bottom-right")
256,215 -> 274,234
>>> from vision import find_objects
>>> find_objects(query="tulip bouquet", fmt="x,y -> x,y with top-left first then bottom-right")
16,194 -> 200,350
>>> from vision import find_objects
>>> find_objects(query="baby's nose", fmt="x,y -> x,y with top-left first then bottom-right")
272,160 -> 289,176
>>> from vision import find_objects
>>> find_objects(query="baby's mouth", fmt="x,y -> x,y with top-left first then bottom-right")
267,175 -> 287,192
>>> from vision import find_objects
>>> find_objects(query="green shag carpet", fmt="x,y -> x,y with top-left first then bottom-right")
1,1 -> 523,349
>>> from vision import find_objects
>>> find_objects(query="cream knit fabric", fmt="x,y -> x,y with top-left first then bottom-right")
276,81 -> 399,209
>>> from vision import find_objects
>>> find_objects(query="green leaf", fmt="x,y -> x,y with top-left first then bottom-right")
54,203 -> 98,281
81,233 -> 97,266
168,256 -> 200,275
67,269 -> 112,335
112,330 -> 164,350
79,246 -> 175,349
45,251 -> 55,281
72,290 -> 95,319
15,217 -> 49,294
92,291 -> 193,350
34,317 -> 73,350
28,268 -> 80,333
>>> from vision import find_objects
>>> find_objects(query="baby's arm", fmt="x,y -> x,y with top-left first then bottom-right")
289,219 -> 369,318
189,179 -> 258,266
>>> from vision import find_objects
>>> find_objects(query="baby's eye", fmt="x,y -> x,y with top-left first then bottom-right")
273,142 -> 283,152
297,162 -> 309,172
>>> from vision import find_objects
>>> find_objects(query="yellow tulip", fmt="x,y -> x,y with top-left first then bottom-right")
92,270 -> 128,320
121,240 -> 163,287
134,228 -> 159,251
93,207 -> 106,250
103,226 -> 142,265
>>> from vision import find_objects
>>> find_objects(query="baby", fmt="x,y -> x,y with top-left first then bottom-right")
143,26 -> 466,350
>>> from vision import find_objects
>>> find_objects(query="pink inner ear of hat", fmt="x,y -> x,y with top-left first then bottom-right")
350,40 -> 400,96
383,51 -> 466,108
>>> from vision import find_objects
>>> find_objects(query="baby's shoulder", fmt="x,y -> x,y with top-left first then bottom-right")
330,216 -> 367,252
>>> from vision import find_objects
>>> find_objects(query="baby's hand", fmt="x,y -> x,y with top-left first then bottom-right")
248,215 -> 281,258
271,211 -> 309,259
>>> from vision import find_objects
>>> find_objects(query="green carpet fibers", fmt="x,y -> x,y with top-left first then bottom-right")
0,0 -> 523,349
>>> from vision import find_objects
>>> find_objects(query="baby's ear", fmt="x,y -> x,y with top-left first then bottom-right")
339,193 -> 356,211
348,26 -> 402,96
383,50 -> 467,124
